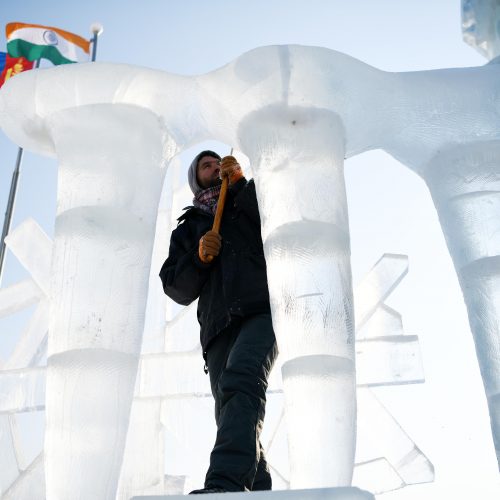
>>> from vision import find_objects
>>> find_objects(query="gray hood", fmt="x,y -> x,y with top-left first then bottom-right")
188,150 -> 221,196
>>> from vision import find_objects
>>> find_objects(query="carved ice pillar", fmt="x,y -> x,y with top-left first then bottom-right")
239,105 -> 356,487
422,141 -> 500,469
43,104 -> 176,499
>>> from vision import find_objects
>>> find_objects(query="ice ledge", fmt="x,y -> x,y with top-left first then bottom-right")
132,486 -> 375,500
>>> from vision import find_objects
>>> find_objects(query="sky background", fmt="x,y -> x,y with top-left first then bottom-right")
0,0 -> 499,498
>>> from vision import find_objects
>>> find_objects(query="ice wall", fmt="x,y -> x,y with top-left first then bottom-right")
0,43 -> 499,498
462,0 -> 500,60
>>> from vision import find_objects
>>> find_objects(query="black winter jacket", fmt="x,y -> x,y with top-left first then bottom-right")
159,178 -> 271,358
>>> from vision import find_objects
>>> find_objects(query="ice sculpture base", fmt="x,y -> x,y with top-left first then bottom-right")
132,486 -> 375,500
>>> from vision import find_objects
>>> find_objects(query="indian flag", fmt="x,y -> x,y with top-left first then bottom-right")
6,22 -> 90,65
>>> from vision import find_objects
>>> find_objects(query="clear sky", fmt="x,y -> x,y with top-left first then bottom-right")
0,1 -> 498,499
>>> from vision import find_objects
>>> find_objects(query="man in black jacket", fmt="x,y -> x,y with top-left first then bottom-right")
159,151 -> 278,494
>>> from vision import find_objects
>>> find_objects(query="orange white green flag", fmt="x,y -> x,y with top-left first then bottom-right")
6,22 -> 90,65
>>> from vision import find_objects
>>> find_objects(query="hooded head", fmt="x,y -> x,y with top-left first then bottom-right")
188,150 -> 222,196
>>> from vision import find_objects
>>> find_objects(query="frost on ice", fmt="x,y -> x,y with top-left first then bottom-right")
0,35 -> 499,500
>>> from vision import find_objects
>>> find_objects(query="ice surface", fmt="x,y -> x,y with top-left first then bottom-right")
137,349 -> 209,397
1,453 -> 45,500
0,279 -> 43,318
0,367 -> 45,413
116,399 -> 164,500
163,303 -> 199,353
354,254 -> 408,331
0,40 -> 499,498
39,104 -> 178,499
356,389 -> 434,485
355,335 -> 424,387
132,486 -> 375,500
356,304 -> 403,340
4,300 -> 49,370
4,219 -> 52,294
352,458 -> 404,495
45,349 -> 139,499
9,412 -> 45,472
0,415 -> 20,495
462,0 -> 500,60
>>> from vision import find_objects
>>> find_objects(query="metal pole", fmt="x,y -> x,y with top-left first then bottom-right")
0,147 -> 24,285
0,59 -> 40,286
90,23 -> 103,62
91,32 -> 98,62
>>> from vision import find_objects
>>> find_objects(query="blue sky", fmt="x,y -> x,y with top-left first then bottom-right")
0,1 -> 498,498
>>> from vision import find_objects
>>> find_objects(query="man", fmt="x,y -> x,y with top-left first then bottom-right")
160,151 -> 278,494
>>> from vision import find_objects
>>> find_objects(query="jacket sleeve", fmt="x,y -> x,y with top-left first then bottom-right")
232,178 -> 262,226
159,221 -> 211,306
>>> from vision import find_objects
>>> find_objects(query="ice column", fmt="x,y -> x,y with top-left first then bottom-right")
43,103 -> 176,499
239,105 -> 356,487
423,141 -> 500,467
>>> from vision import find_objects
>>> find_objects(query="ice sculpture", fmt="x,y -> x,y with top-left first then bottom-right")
0,40 -> 499,498
0,216 -> 430,498
462,0 -> 500,60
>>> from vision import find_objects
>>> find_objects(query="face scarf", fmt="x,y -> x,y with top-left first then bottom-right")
193,184 -> 221,215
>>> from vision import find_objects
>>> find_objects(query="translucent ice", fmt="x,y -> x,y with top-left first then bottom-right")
116,399 -> 164,500
356,389 -> 434,485
0,280 -> 42,318
0,366 -> 45,413
462,0 -> 500,60
4,219 -> 52,294
0,415 -> 19,495
354,254 -> 408,331
355,335 -> 424,387
4,300 -> 49,370
1,453 -> 45,500
0,40 -> 499,498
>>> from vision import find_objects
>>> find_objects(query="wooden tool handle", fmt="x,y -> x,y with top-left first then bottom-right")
212,176 -> 229,233
206,176 -> 229,263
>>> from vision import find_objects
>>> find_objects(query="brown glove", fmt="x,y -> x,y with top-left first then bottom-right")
220,155 -> 244,185
198,230 -> 222,263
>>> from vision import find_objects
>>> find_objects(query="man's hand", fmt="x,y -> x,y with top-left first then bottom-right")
220,155 -> 243,185
198,230 -> 222,263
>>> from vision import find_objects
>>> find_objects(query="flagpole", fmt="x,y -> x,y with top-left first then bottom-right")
90,23 -> 104,62
0,58 -> 41,286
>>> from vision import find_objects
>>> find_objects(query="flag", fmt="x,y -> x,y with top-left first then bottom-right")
6,22 -> 90,65
0,52 -> 35,88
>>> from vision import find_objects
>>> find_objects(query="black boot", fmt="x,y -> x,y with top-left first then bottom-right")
189,486 -> 227,494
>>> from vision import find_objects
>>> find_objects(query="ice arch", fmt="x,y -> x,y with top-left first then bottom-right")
0,44 -> 499,499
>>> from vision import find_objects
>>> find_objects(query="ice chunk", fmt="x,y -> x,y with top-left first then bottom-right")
44,348 -> 139,500
161,397 -> 215,487
352,458 -> 404,495
462,0 -> 500,60
4,300 -> 49,370
1,453 -> 45,500
0,279 -> 43,318
4,219 -> 52,295
356,389 -> 434,485
354,254 -> 408,331
356,304 -> 403,340
423,143 -> 500,466
9,411 -> 45,471
355,335 -> 424,387
164,302 -> 199,353
117,399 -> 164,500
0,415 -> 20,494
0,367 -> 45,413
137,349 -> 209,398
281,355 -> 356,487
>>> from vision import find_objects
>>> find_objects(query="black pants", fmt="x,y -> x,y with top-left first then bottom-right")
204,313 -> 278,492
